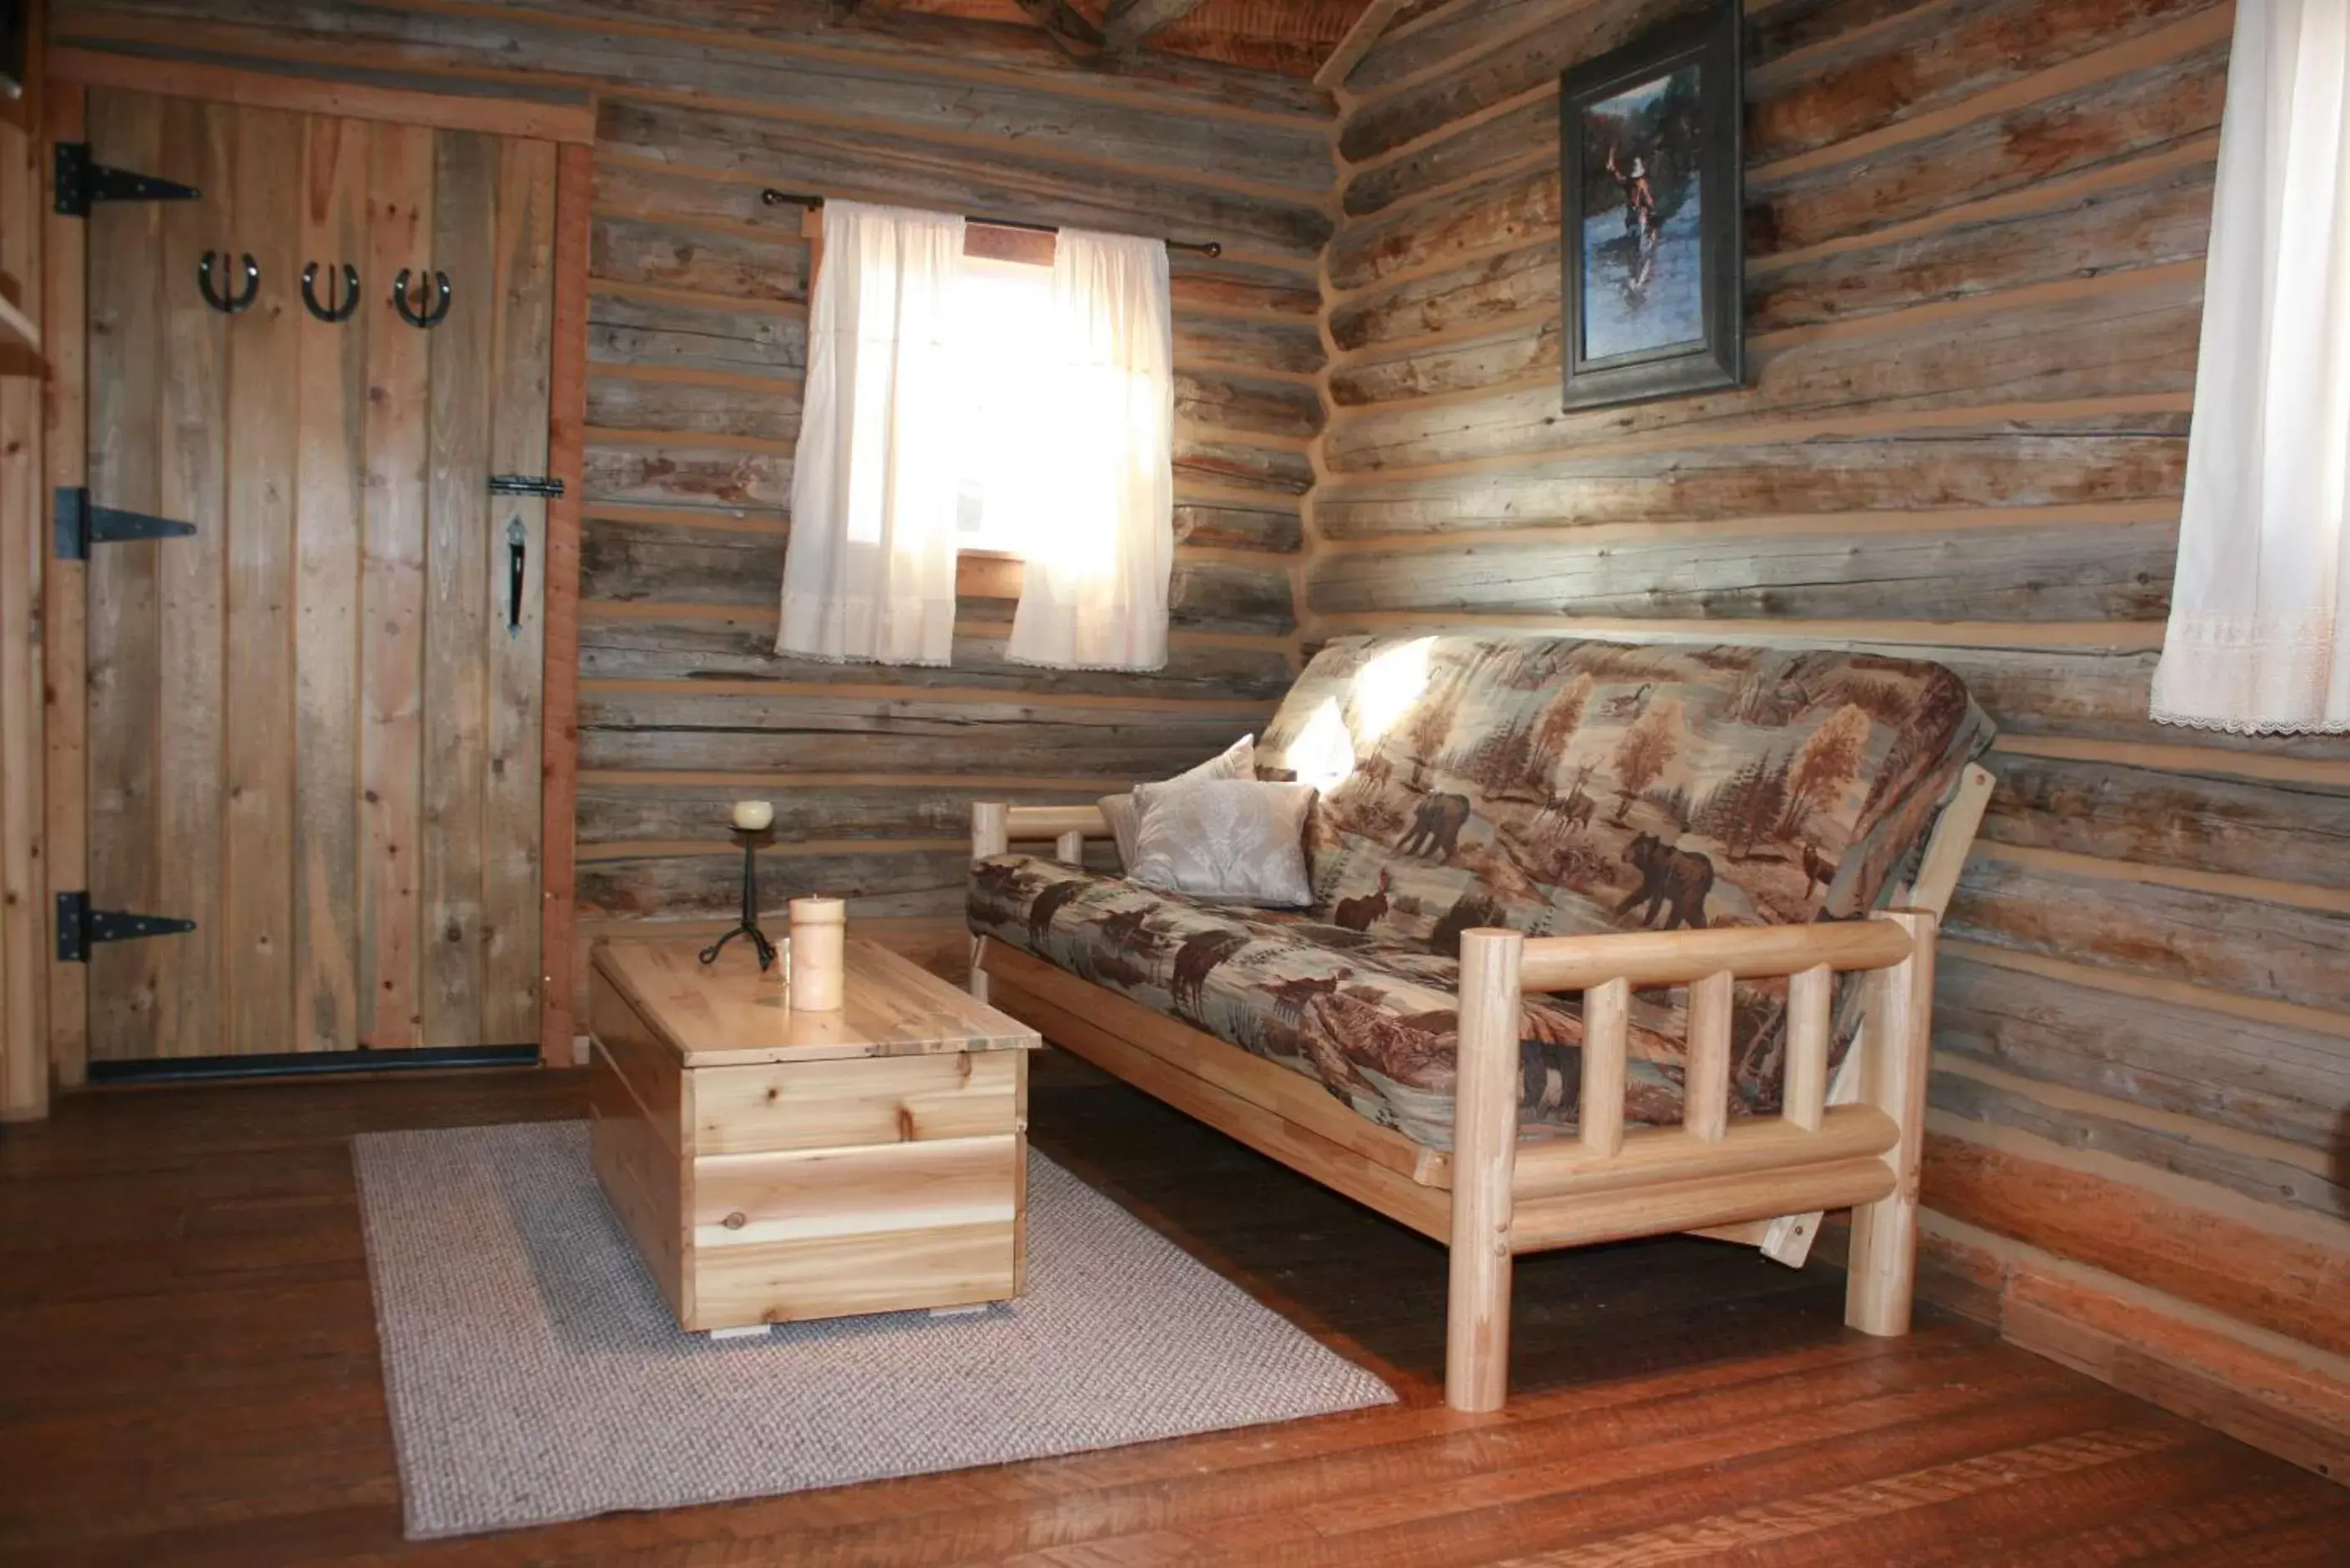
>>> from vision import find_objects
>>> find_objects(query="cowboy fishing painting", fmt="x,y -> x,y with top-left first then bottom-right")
1558,0 -> 1743,410
1581,67 -> 1707,360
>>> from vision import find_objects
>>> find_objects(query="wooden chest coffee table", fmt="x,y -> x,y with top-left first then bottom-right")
587,938 -> 1042,1334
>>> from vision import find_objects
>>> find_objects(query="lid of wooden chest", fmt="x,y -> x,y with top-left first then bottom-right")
589,939 -> 1041,1066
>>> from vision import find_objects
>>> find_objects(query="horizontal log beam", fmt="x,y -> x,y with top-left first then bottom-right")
1513,1106 -> 1900,1202
1339,0 -> 1682,166
1934,953 -> 2350,1154
578,611 -> 1295,698
1947,854 -> 2350,1016
1924,1133 -> 2350,1359
1312,428 -> 2186,540
1752,42 -> 2226,255
1511,1157 -> 1895,1252
1515,919 -> 1913,993
579,517 -> 1298,634
1001,804 -> 1112,839
575,845 -> 978,920
1929,1066 -> 2348,1223
577,779 -> 1107,847
598,98 -> 1333,260
1322,275 -> 2203,469
1979,753 -> 2350,890
68,0 -> 1335,119
591,213 -> 811,301
1345,0 -> 1556,98
1744,0 -> 2221,168
1305,517 -> 2176,624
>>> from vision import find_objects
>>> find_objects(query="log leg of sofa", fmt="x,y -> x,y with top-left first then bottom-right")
969,804 -> 1009,1003
1447,927 -> 1525,1413
1844,910 -> 1938,1336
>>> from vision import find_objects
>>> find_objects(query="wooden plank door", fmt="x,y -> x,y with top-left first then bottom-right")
83,88 -> 555,1065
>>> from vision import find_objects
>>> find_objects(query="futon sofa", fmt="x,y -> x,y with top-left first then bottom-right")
969,633 -> 1995,1410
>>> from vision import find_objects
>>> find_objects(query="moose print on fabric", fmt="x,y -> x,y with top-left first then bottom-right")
971,633 -> 1992,1149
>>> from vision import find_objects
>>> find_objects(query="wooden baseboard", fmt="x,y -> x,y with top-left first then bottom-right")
1919,1221 -> 2350,1484
2005,1295 -> 2350,1483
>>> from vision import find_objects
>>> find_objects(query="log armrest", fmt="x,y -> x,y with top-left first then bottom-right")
967,802 -> 1115,1005
970,801 -> 1112,867
1445,912 -> 1939,1413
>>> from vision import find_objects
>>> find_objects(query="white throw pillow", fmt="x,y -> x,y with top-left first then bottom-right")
1098,734 -> 1255,869
1129,779 -> 1316,907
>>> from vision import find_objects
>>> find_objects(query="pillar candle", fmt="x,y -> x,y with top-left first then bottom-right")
789,896 -> 845,1011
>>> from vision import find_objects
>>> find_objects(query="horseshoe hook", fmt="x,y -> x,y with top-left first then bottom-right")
391,267 -> 451,329
197,250 -> 260,315
300,261 -> 361,323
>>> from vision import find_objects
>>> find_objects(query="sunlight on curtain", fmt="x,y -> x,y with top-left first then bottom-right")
1005,229 -> 1175,673
778,201 -> 966,665
2151,0 -> 2350,733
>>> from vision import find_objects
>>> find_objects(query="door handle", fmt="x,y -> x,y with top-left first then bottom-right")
507,517 -> 527,637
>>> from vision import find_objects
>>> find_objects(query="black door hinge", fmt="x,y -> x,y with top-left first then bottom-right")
54,487 -> 197,559
487,474 -> 564,498
56,891 -> 196,964
54,142 -> 202,218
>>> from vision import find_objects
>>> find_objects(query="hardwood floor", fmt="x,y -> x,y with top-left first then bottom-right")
2,1051 -> 2343,1565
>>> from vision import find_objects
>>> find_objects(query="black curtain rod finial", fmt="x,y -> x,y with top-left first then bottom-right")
759,189 -> 1220,256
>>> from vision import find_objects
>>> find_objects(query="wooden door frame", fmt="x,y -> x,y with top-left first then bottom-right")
0,8 -> 49,1123
39,56 -> 595,1083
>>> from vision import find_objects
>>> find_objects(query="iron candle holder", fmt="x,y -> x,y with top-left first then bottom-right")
698,827 -> 778,971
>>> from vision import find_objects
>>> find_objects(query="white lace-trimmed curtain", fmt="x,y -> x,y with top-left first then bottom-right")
1005,229 -> 1175,673
2151,0 -> 2350,734
779,205 -> 1174,673
778,200 -> 966,666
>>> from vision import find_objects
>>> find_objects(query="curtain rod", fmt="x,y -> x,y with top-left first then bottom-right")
759,189 -> 1223,258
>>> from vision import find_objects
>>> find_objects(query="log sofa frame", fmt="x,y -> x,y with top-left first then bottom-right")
969,764 -> 1994,1412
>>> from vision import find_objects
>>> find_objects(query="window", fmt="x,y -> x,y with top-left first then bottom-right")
778,200 -> 1173,671
945,249 -> 1056,556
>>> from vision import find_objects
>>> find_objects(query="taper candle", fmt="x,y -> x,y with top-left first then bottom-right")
731,799 -> 774,832
789,896 -> 845,1011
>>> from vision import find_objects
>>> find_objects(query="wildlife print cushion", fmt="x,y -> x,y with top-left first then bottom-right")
1258,635 -> 1991,948
970,854 -> 1677,1147
971,633 -> 1992,1143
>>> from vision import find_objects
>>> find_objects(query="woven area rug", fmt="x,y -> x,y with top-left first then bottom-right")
354,1121 -> 1394,1539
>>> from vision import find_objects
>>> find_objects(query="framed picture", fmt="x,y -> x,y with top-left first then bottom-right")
1558,0 -> 1742,410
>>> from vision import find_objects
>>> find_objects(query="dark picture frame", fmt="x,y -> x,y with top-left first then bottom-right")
1558,0 -> 1742,410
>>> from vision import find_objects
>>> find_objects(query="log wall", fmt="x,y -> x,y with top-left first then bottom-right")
53,0 -> 1336,976
1324,0 -> 2350,1472
47,0 -> 2350,1476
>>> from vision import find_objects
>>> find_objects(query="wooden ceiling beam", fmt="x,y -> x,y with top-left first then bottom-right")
1011,0 -> 1106,58
1103,0 -> 1214,55
1314,0 -> 1412,89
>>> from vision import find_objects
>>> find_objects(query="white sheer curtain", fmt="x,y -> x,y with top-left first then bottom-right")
1006,229 -> 1175,673
778,201 -> 966,665
2151,0 -> 2350,733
